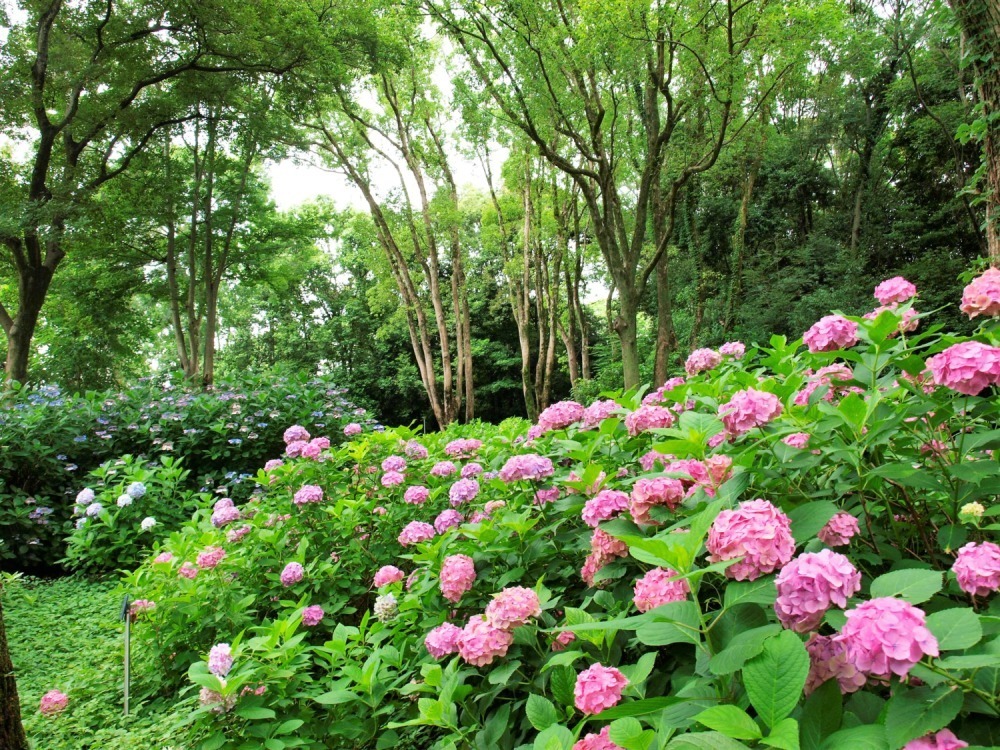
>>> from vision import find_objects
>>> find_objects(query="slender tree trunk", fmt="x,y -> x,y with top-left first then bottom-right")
0,598 -> 27,750
613,289 -> 642,389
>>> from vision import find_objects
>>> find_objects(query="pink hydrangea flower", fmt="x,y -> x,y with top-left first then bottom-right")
178,562 -> 198,579
952,541 -> 1000,597
960,267 -> 1000,319
865,305 -> 919,335
624,405 -> 675,436
301,441 -> 322,460
440,554 -> 476,603
374,565 -> 405,587
874,276 -> 917,305
629,477 -> 685,525
638,450 -> 673,472
573,726 -> 624,750
903,730 -> 969,750
398,521 -> 436,546
839,597 -> 939,678
582,490 -> 630,528
685,348 -> 722,376
343,422 -> 362,436
404,440 -> 428,459
783,432 -> 811,449
302,605 -> 324,627
818,512 -> 860,546
720,341 -> 746,358
633,568 -> 690,612
311,436 -> 330,451
590,528 -> 629,566
774,550 -> 861,632
285,440 -> 308,458
449,478 -> 480,506
208,643 -> 232,677
583,399 -> 622,428
280,562 -> 304,587
706,499 -> 796,580
380,471 -> 404,487
431,461 -> 458,477
381,456 -> 406,473
552,631 -> 577,652
263,459 -> 284,473
719,388 -> 783,437
499,454 -> 555,482
293,485 -> 323,506
581,552 -> 603,587
804,633 -> 867,695
434,509 -> 464,533
196,546 -> 226,570
574,663 -> 628,714
444,438 -> 483,457
425,622 -> 463,658
484,500 -> 506,515
457,615 -> 514,666
708,431 -> 726,448
537,400 -> 586,432
534,487 -> 560,505
283,425 -> 310,445
211,503 -> 241,528
154,551 -> 174,564
403,485 -> 430,505
926,341 -> 1000,396
461,462 -> 483,478
803,314 -> 859,353
39,689 -> 69,716
485,586 -> 541,630
227,524 -> 251,543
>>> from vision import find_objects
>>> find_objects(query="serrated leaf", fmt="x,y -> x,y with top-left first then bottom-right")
926,608 -> 983,651
314,690 -> 357,705
743,631 -> 809,729
799,678 -> 842,750
609,717 -> 649,749
694,705 -> 762,740
787,501 -> 838,544
235,706 -> 275,720
763,718 -> 799,750
526,694 -> 559,731
885,685 -> 964,748
533,723 -> 574,750
869,569 -> 942,603
667,732 -> 751,749
710,625 -> 783,675
819,725 -> 887,750
723,578 -> 778,609
550,666 -> 576,706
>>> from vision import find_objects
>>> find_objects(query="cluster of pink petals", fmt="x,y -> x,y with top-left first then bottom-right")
720,341 -> 746,358
865,305 -> 919,335
280,562 -> 304,587
551,631 -> 577,651
457,615 -> 514,666
485,586 -> 541,630
583,399 -> 622,428
794,364 -> 857,406
839,597 -> 939,678
624,405 -> 675,436
706,499 -> 796,581
952,541 -> 1000,597
783,432 -> 811,449
374,565 -> 405,588
381,455 -> 407,472
445,438 -> 482,457
774,550 -> 861,632
39,689 -> 69,716
301,605 -> 324,627
629,477 -> 685,525
404,485 -> 430,504
960,267 -> 1000,319
178,562 -> 198,579
574,663 -> 628,714
591,528 -> 628,564
283,425 -> 310,444
534,487 -> 560,505
404,440 -> 428,459
398,521 -> 436,546
642,377 -> 686,407
434,509 -> 464,533
227,525 -> 251,543
425,622 -> 463,658
818,512 -> 860,546
685,348 -> 722,376
874,276 -> 917,305
449,478 -> 480,506
196,546 -> 226,570
719,388 -> 783,436
211,498 -> 241,528
582,490 -> 630,527
903,730 -> 968,750
461,463 -> 483,478
803,314 -> 859,353
499,454 -> 554,482
440,555 -> 476,603
638,450 -> 672,472
573,726 -> 624,750
431,461 -> 458,477
381,471 -> 405,487
154,551 -> 174,564
128,599 -> 156,621
263,459 -> 284,473
293,485 -> 323,506
538,400 -> 586,432
804,633 -> 867,695
343,423 -> 362,436
300,437 -> 329,459
208,643 -> 232,677
926,341 -> 1000,396
285,440 -> 309,458
633,567 -> 690,612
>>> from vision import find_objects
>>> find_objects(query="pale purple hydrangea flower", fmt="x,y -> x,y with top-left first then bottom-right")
280,562 -> 304,587
685,348 -> 722,376
208,643 -> 232,677
818,512 -> 860,547
448,478 -> 480,506
434,508 -> 464,533
431,461 -> 458,477
499,454 -> 554,482
774,550 -> 861,632
398,521 -> 436,546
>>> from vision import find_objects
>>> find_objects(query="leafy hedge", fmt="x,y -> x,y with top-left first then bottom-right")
0,370 -> 373,570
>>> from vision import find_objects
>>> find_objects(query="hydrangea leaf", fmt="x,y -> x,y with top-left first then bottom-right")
742,630 -> 809,729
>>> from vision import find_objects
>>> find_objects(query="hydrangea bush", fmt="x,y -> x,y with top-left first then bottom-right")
115,272 -> 1000,749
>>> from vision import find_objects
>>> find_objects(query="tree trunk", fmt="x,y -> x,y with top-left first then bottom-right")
0,598 -> 28,750
653,256 -> 678,385
4,264 -> 54,384
947,0 -> 1000,264
613,290 -> 642,389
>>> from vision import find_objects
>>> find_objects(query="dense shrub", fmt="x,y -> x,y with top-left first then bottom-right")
0,370 -> 373,570
102,272 -> 1000,749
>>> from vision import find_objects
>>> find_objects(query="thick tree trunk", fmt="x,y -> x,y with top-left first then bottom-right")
4,264 -> 55,384
0,598 -> 28,750
613,290 -> 642,389
653,257 -> 678,385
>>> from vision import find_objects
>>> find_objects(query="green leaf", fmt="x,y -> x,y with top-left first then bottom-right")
926,608 -> 983,651
819,726 -> 886,750
550,666 -> 576,706
787,501 -> 838,545
234,706 -> 275,720
667,732 -> 751,749
635,601 -> 702,647
710,625 -> 783,675
489,659 -> 522,684
869,569 -> 942,603
609,717 -> 652,750
694,705 -> 762,740
723,578 -> 778,610
595,697 -> 685,719
799,679 -> 842,750
274,719 -> 304,735
314,690 -> 357,705
743,631 -> 810,729
526,694 -> 559,731
885,685 -> 964,748
533,724 -> 574,750
763,718 -> 799,750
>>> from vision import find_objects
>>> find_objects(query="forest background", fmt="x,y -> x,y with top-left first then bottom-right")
2,0 -> 998,429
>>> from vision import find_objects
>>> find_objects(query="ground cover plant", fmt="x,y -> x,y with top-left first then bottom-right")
24,270 -> 1000,750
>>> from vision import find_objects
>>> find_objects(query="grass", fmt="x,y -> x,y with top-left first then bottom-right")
5,575 -> 193,749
